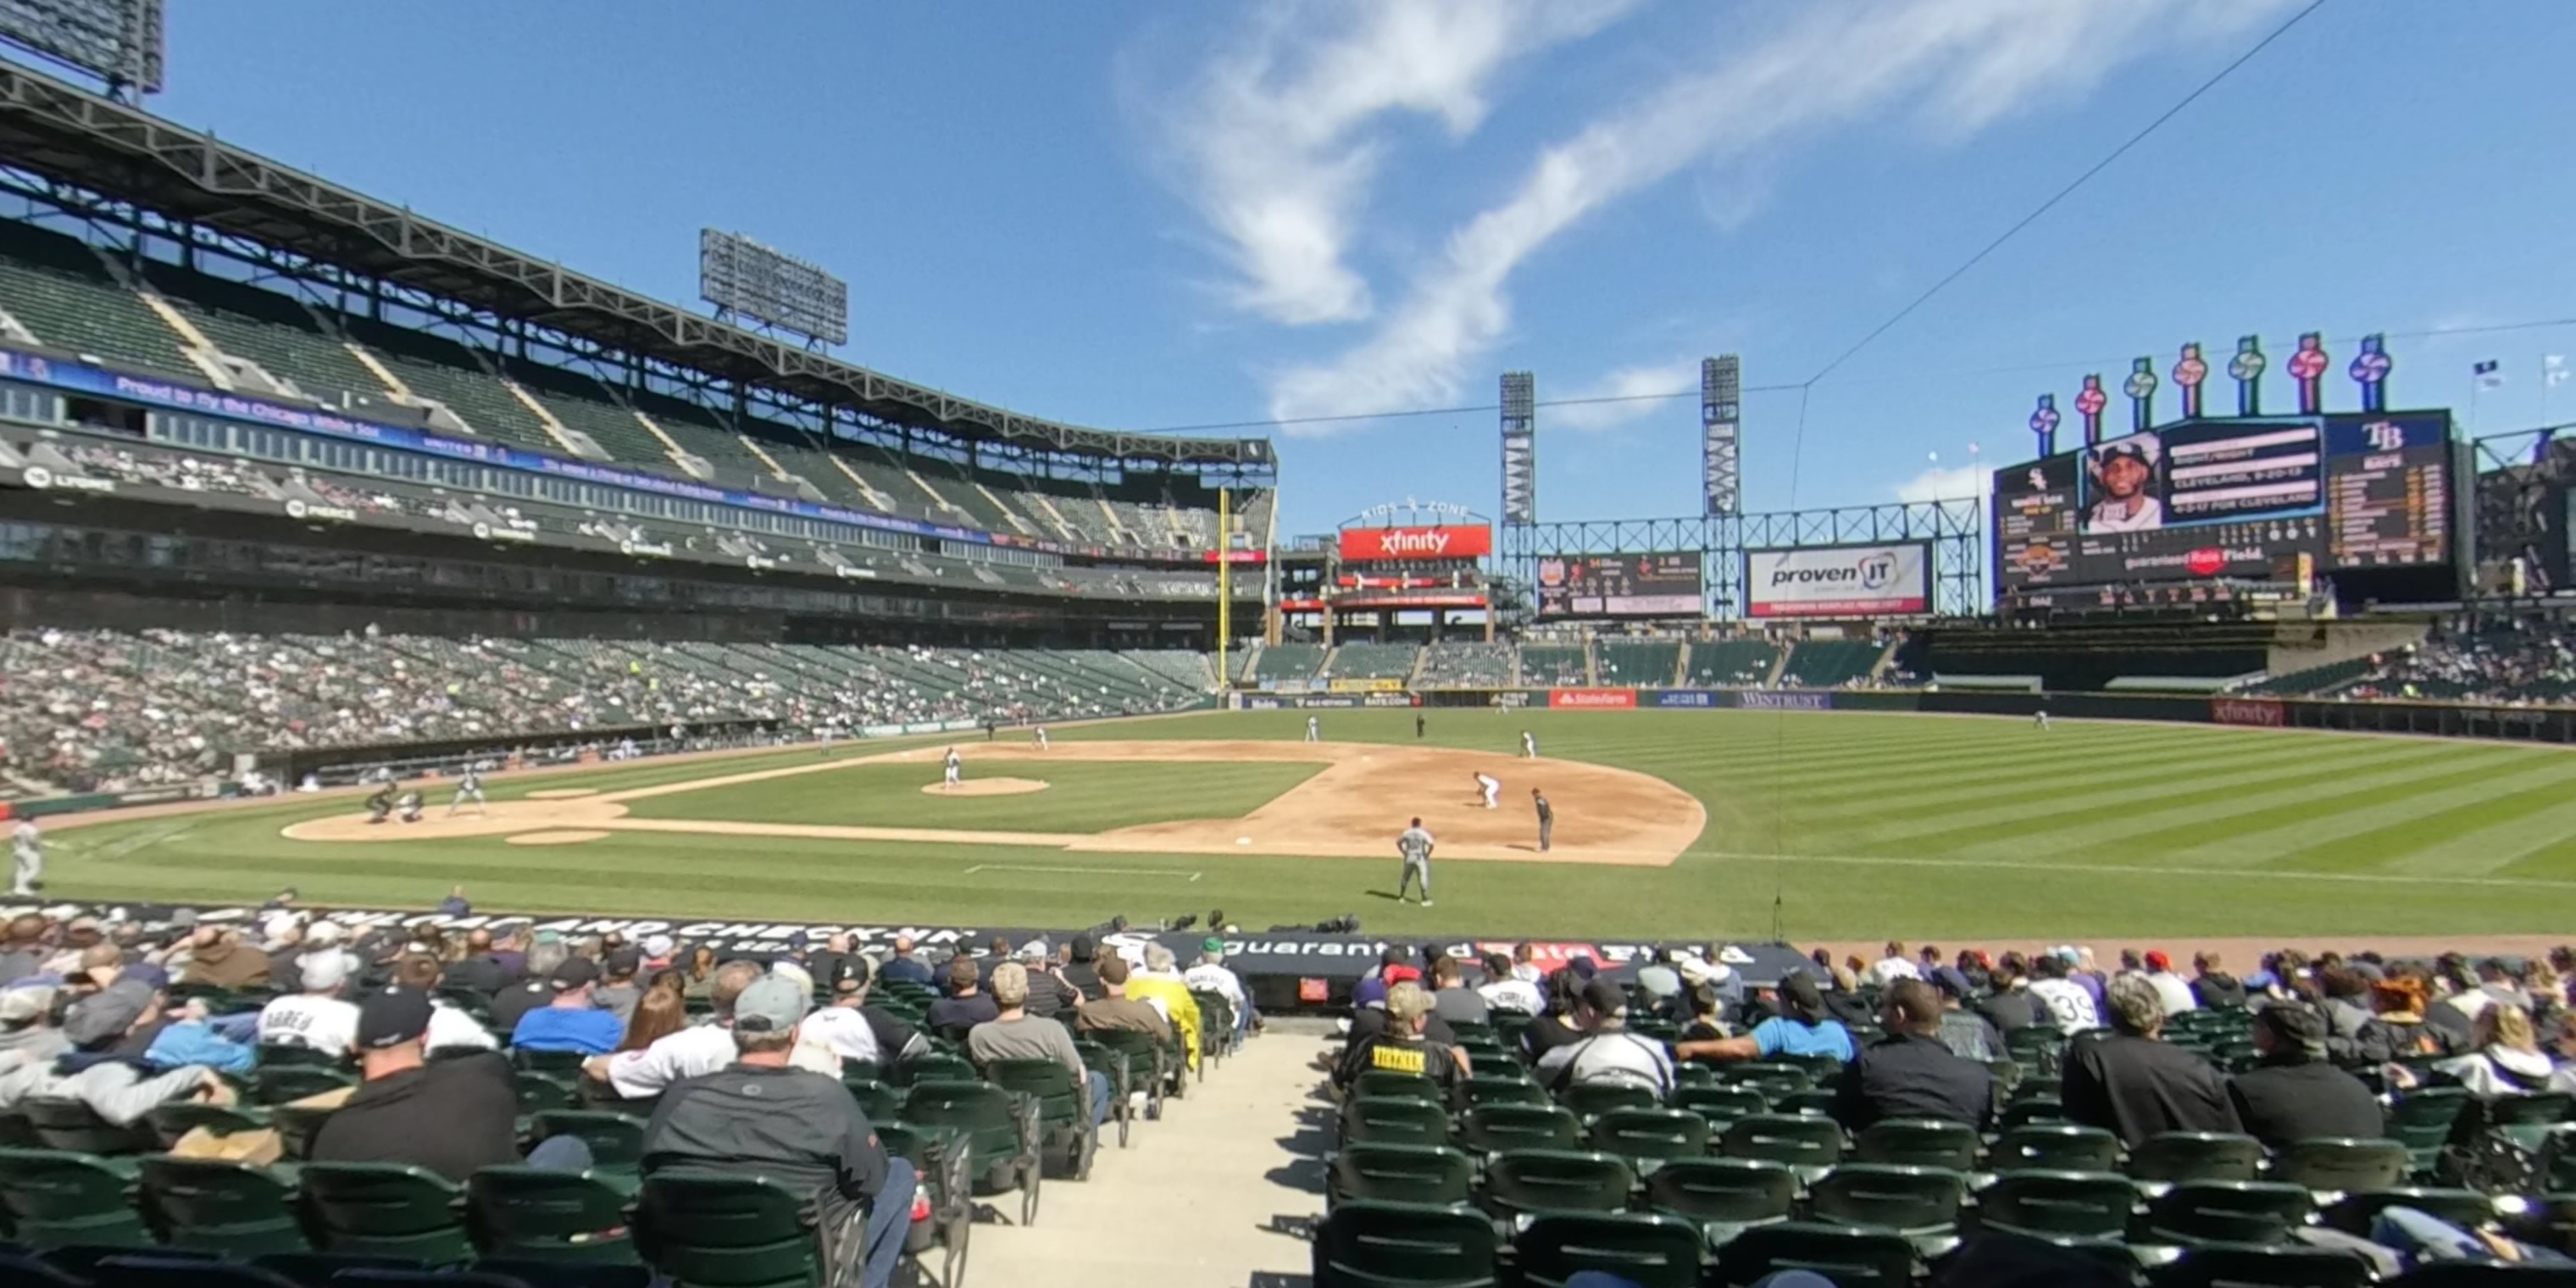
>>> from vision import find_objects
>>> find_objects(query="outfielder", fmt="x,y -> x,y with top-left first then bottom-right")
1474,771 -> 1501,810
1532,788 -> 1554,853
1520,730 -> 1536,758
2035,708 -> 2052,731
10,816 -> 40,897
1396,816 -> 1435,907
1305,715 -> 1320,742
943,747 -> 963,788
446,765 -> 488,817
1033,724 -> 1051,751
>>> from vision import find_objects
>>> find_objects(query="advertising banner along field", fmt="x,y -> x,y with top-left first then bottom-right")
1745,543 -> 1931,618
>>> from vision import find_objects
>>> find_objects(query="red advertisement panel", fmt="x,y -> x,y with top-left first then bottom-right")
1549,688 -> 1637,709
2210,697 -> 2285,728
1338,525 -> 1492,562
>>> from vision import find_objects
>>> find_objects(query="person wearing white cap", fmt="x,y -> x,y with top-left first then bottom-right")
257,951 -> 359,1052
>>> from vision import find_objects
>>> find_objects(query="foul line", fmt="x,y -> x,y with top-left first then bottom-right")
1702,849 -> 2576,890
963,863 -> 1202,882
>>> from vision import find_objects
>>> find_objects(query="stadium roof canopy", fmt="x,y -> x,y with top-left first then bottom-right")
0,62 -> 1269,467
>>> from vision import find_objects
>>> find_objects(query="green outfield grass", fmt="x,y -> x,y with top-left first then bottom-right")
44,708 -> 2576,941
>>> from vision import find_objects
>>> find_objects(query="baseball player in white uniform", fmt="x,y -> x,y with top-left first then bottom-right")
1305,715 -> 1320,742
1034,724 -> 1050,751
9,817 -> 39,897
1520,730 -> 1536,758
2035,709 -> 2052,731
446,765 -> 488,817
1474,771 -> 1502,810
943,748 -> 963,788
1396,817 -> 1435,907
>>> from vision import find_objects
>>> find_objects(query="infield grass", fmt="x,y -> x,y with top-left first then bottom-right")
45,708 -> 2576,941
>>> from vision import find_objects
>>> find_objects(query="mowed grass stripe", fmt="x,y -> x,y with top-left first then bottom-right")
1771,736 -> 2384,819
2292,785 -> 2576,877
2189,758 -> 2576,868
1817,741 -> 2451,853
2052,750 -> 2558,867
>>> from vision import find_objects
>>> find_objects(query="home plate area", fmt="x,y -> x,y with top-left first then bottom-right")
280,740 -> 1702,867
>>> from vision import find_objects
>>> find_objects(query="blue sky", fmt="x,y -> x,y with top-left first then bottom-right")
144,1 -> 2576,537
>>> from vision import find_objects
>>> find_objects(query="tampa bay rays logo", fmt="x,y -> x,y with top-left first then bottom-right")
2363,420 -> 2404,453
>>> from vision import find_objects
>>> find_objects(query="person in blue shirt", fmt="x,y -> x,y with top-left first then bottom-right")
508,957 -> 623,1055
878,935 -> 935,988
1674,970 -> 1857,1065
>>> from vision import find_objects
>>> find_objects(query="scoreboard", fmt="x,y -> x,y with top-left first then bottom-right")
1537,552 -> 1704,619
1993,412 -> 2458,593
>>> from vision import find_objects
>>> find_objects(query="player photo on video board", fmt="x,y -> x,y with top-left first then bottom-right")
2083,434 -> 2163,534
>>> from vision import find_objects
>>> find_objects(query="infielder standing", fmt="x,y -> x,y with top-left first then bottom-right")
1474,770 -> 1502,810
942,747 -> 963,788
1532,788 -> 1554,853
1520,730 -> 1536,758
446,764 -> 488,817
1033,724 -> 1051,751
2035,708 -> 2051,731
1395,816 -> 1435,907
1305,715 -> 1320,742
9,815 -> 39,897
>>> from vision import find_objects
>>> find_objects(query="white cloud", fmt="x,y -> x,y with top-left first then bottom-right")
1549,359 -> 1701,431
1265,0 -> 2293,433
1896,463 -> 1993,505
1161,0 -> 1640,326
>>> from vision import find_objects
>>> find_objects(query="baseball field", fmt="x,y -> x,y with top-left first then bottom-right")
40,708 -> 2576,941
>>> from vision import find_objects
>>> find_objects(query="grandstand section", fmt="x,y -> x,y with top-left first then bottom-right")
1416,641 -> 1517,688
1596,638 -> 1682,687
1520,642 -> 1589,686
1776,638 -> 1888,689
1685,637 -> 1780,686
1321,641 -> 1418,681
1249,641 -> 1326,683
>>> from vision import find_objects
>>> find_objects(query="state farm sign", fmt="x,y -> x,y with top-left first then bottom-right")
1338,525 -> 1492,563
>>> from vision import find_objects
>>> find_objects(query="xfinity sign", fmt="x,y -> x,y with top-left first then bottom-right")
1337,524 -> 1492,563
1746,544 -> 1930,619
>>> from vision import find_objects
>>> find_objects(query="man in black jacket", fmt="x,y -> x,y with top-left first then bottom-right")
2226,1004 -> 2382,1148
644,976 -> 916,1288
2062,975 -> 2243,1148
311,986 -> 585,1181
1835,979 -> 1992,1130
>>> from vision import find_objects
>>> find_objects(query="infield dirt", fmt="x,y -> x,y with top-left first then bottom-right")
280,739 -> 1702,867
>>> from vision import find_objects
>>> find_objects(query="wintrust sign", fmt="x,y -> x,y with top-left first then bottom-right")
1338,525 -> 1492,563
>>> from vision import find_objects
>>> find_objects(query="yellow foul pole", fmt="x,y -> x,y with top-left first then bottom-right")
1217,488 -> 1231,694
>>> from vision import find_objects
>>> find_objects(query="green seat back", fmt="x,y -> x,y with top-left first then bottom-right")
2490,1091 -> 2576,1126
2144,1180 -> 2316,1246
529,1111 -> 647,1171
1478,1149 -> 1635,1220
1642,1157 -> 1797,1229
466,1165 -> 638,1263
511,1047 -> 589,1076
1467,1054 -> 1525,1082
636,1173 -> 821,1288
2127,1131 -> 2264,1185
1561,1083 -> 1658,1119
1990,1124 -> 2120,1174
1713,1065 -> 1809,1098
514,1074 -> 576,1116
983,1059 -> 1085,1133
2320,1187 -> 2496,1237
897,1054 -> 978,1087
1853,1119 -> 1980,1172
21,1097 -> 149,1156
2384,1089 -> 2471,1172
1342,1096 -> 1449,1148
295,1162 -> 470,1262
1719,1114 -> 1845,1174
1455,1106 -> 1580,1157
1311,1199 -> 1496,1288
255,1044 -> 347,1069
1805,1163 -> 1965,1235
267,1105 -> 334,1163
1999,1096 -> 2067,1130
901,1080 -> 1031,1175
1329,1143 -> 1474,1208
136,1155 -> 305,1257
1973,1169 -> 2134,1241
142,1103 -> 269,1153
0,1146 -> 151,1249
1675,1085 -> 1768,1125
1585,1109 -> 1709,1163
1355,1070 -> 1441,1103
1458,1079 -> 1547,1110
252,1067 -> 355,1108
2270,1137 -> 2411,1193
2147,1244 -> 2373,1288
841,1079 -> 903,1123
1514,1212 -> 1702,1288
1714,1220 -> 1915,1288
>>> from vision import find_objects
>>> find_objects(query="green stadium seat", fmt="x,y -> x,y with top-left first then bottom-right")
1477,1149 -> 1635,1223
252,1066 -> 356,1108
1513,1212 -> 1703,1288
1310,1199 -> 1496,1288
2141,1179 -> 2316,1246
1466,1054 -> 1525,1083
2270,1136 -> 2412,1193
136,1155 -> 306,1257
1999,1095 -> 2067,1130
981,1058 -> 1098,1181
1674,1085 -> 1769,1125
1328,1143 -> 1475,1208
1584,1108 -> 1709,1167
294,1162 -> 473,1262
1990,1123 -> 2121,1174
2146,1244 -> 2373,1288
527,1110 -> 646,1174
894,1053 -> 978,1088
635,1174 -> 826,1288
1083,1027 -> 1168,1128
1712,1065 -> 1809,1099
841,1079 -> 903,1124
142,1102 -> 269,1152
2128,1131 -> 2265,1185
464,1165 -> 637,1263
21,1096 -> 151,1157
1641,1157 -> 1796,1241
1718,1114 -> 1844,1180
901,1080 -> 1041,1225
1713,1221 -> 1915,1288
1457,1079 -> 1547,1110
875,1120 -> 971,1288
1454,1105 -> 1581,1157
0,1146 -> 151,1249
1561,1083 -> 1659,1119
257,1044 -> 347,1069
1852,1119 -> 1979,1172
1343,1097 -> 1450,1149
2320,1186 -> 2496,1237
514,1073 -> 577,1116
2382,1264 -> 2576,1287
1805,1163 -> 1965,1239
1355,1070 -> 1441,1102
1970,1169 -> 2135,1242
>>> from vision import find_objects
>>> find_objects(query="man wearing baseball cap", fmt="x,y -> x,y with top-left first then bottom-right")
2085,434 -> 2164,533
310,986 -> 525,1182
509,956 -> 623,1055
255,950 -> 359,1053
1184,936 -> 1253,1041
1535,978 -> 1675,1098
2225,1004 -> 2380,1149
802,957 -> 931,1074
2139,950 -> 2198,1019
643,975 -> 917,1288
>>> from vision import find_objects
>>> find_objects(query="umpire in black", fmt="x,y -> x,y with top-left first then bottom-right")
1532,788 -> 1554,852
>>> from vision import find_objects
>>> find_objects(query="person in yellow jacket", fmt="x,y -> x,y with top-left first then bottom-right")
1123,942 -> 1202,1074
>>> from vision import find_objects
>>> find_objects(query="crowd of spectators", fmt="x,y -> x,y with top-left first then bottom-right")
2343,613 -> 2576,706
0,629 -> 1214,794
0,898 -> 1257,1288
1415,641 -> 1518,688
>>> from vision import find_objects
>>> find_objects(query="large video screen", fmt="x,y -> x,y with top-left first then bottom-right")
1746,543 -> 1931,619
1993,412 -> 2454,592
1537,552 -> 1703,618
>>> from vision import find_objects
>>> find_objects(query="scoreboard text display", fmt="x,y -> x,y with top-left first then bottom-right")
1745,544 -> 1931,619
1992,412 -> 2455,591
1537,552 -> 1704,619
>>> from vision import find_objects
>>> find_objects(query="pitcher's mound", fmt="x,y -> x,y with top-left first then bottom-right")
525,788 -> 600,800
507,830 -> 609,846
921,778 -> 1048,797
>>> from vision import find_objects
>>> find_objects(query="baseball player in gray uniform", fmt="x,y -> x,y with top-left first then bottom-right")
1532,788 -> 1554,853
10,816 -> 39,897
446,765 -> 488,817
1395,817 -> 1435,907
943,748 -> 963,788
1305,715 -> 1320,742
